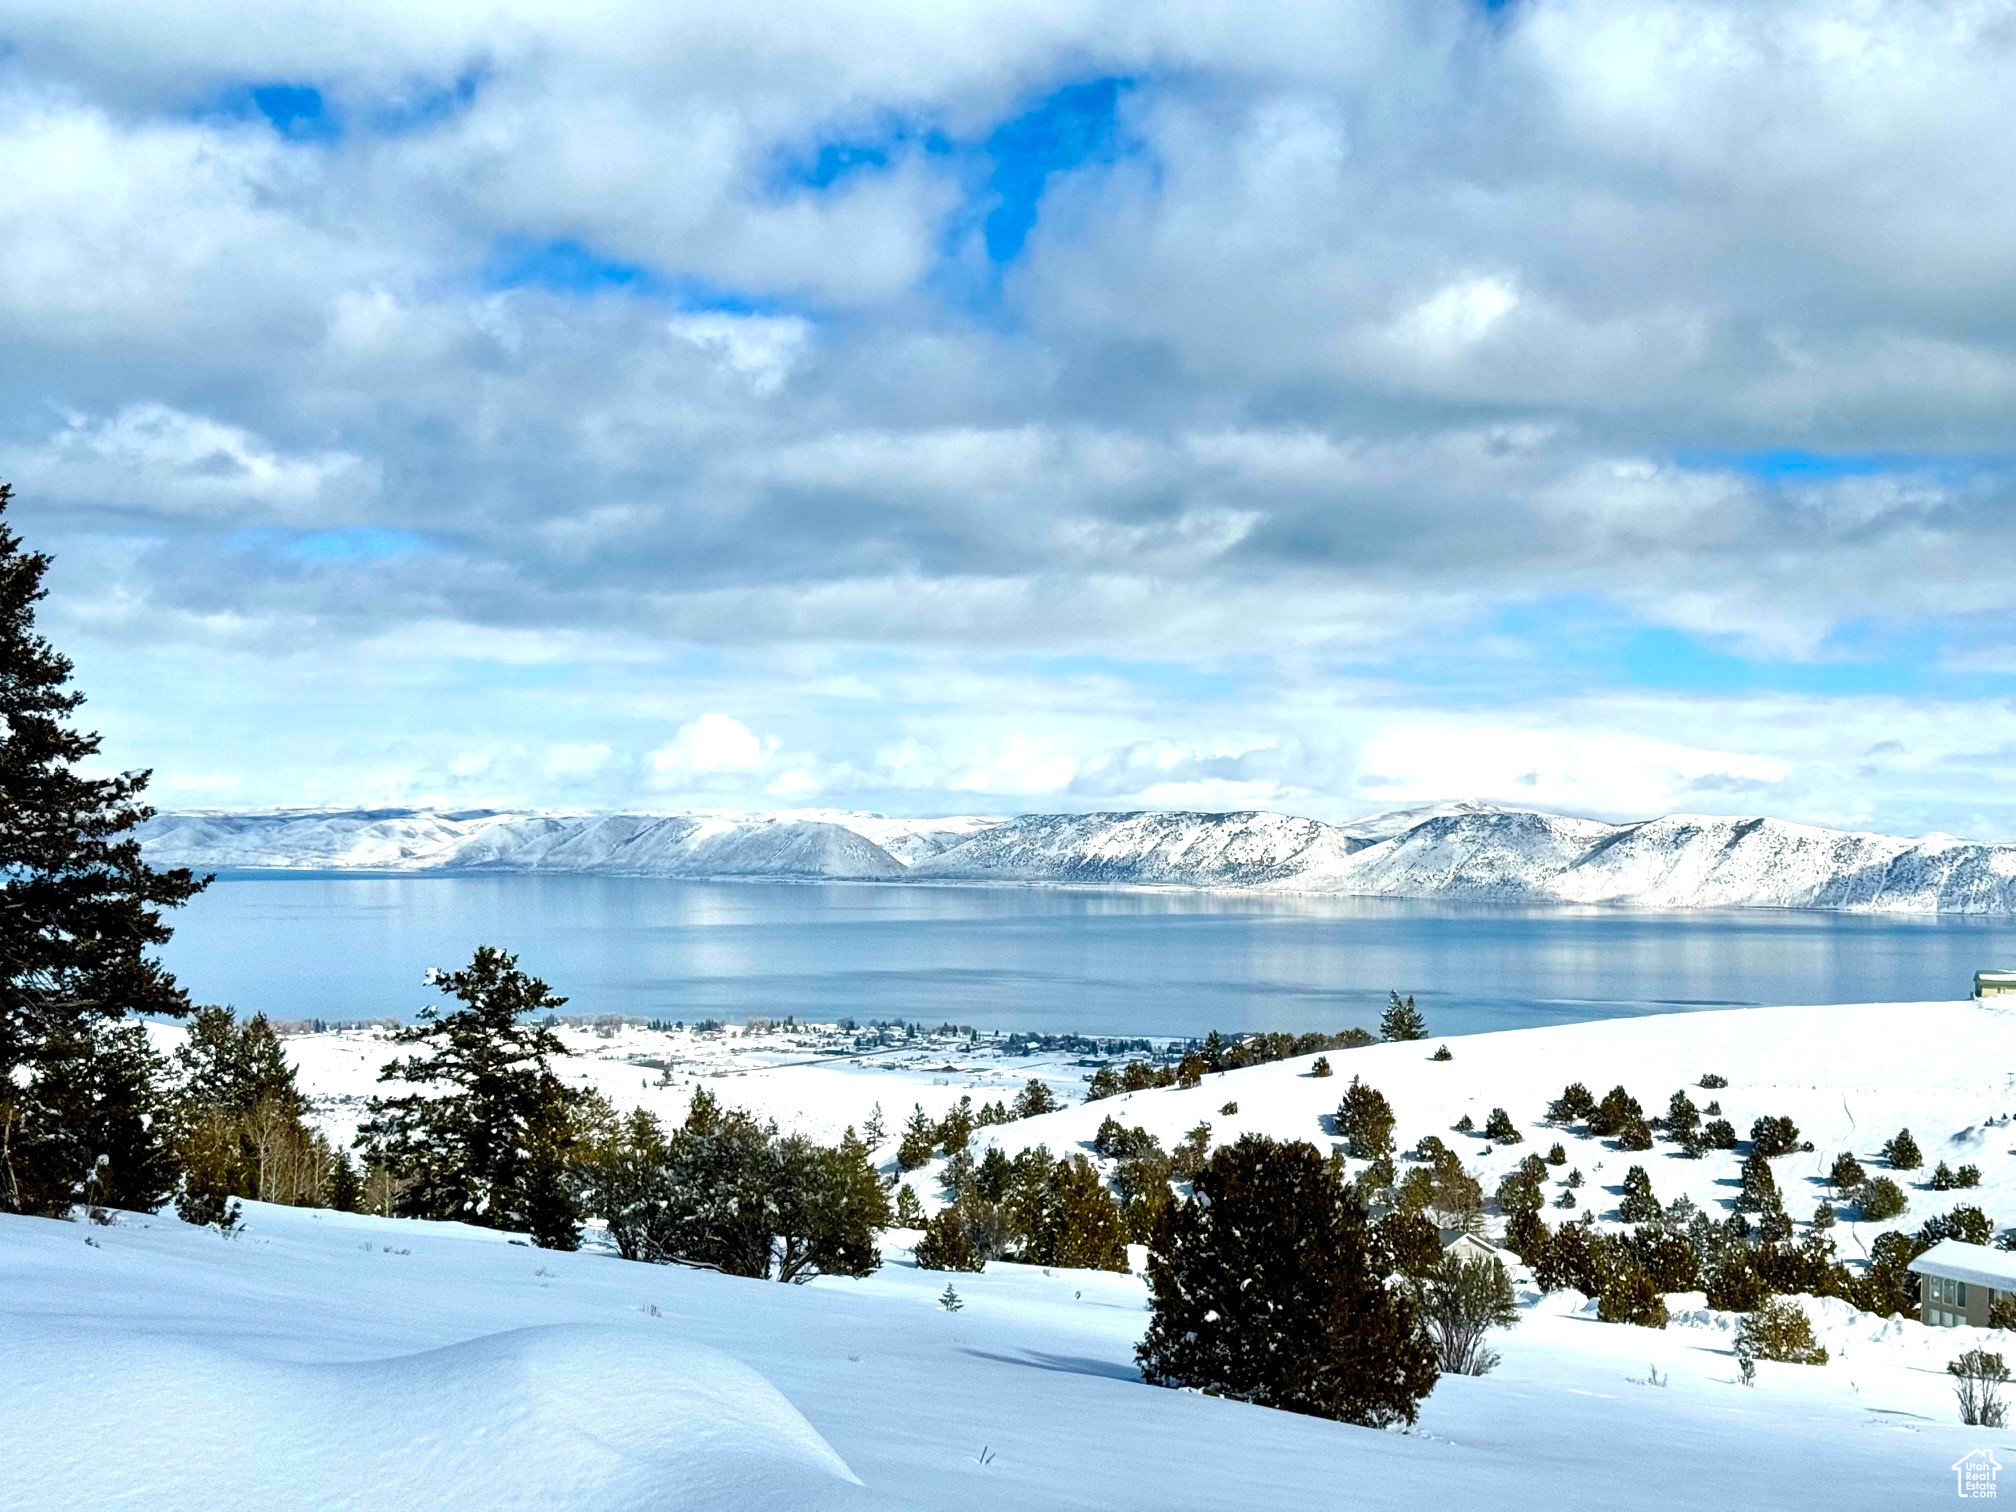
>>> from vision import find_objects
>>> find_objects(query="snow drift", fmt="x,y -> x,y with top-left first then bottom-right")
7,1318 -> 869,1511
137,800 -> 2016,913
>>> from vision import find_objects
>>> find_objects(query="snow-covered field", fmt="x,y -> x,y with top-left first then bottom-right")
139,799 -> 2016,912
11,999 -> 2016,1509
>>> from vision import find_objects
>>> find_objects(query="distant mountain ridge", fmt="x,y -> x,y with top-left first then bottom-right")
136,801 -> 2016,914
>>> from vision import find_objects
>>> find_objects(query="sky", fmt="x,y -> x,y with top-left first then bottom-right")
3,0 -> 2015,836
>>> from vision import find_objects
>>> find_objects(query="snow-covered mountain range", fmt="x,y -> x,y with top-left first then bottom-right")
135,800 -> 2016,914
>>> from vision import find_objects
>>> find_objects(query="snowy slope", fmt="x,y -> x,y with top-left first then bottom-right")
10,998 -> 2011,1508
138,801 -> 2016,912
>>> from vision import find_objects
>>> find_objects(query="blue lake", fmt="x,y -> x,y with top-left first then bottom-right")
155,872 -> 2016,1040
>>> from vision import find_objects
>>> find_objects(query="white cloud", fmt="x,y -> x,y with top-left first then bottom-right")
648,713 -> 776,777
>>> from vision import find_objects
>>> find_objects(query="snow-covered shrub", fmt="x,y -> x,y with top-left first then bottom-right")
1138,1134 -> 1439,1426
1337,1079 -> 1396,1160
1482,1108 -> 1521,1143
1921,1206 -> 1994,1248
1220,1101 -> 1239,1117
1738,1299 -> 1827,1365
1545,1142 -> 1567,1165
1881,1128 -> 1923,1170
1595,1261 -> 1668,1329
1545,1082 -> 1596,1124
1702,1118 -> 1738,1150
1748,1116 -> 1801,1159
1854,1177 -> 1908,1221
1698,1073 -> 1728,1089
1431,1044 -> 1453,1062
1618,1166 -> 1661,1225
1828,1152 -> 1865,1192
1587,1086 -> 1644,1139
1309,1056 -> 1333,1078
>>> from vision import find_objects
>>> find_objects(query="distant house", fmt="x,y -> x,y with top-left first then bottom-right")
1975,969 -> 2016,999
1909,1239 -> 2016,1327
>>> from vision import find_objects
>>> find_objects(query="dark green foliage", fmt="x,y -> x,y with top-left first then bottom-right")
1380,991 -> 1427,1043
0,485 -> 207,1217
1923,1206 -> 1995,1248
1430,1044 -> 1452,1062
1114,1140 -> 1176,1246
1698,1073 -> 1727,1089
1027,1154 -> 1129,1270
1855,1176 -> 1907,1221
1496,1166 -> 1544,1217
1705,1251 -> 1769,1312
1482,1107 -> 1521,1143
1738,1151 -> 1779,1213
1748,1116 -> 1801,1159
893,1183 -> 925,1227
1309,1055 -> 1332,1078
1169,1122 -> 1213,1182
913,1204 -> 985,1271
1829,1152 -> 1865,1191
1138,1135 -> 1439,1427
1545,1142 -> 1566,1165
1377,1207 -> 1444,1281
1532,1220 -> 1601,1295
897,1105 -> 937,1171
1219,1101 -> 1238,1116
1989,1294 -> 2016,1331
1546,1083 -> 1596,1124
1663,1090 -> 1700,1140
1811,1199 -> 1835,1230
327,1151 -> 362,1212
1929,1161 -> 1981,1192
936,1096 -> 976,1157
1084,1028 -> 1374,1101
172,1006 -> 333,1218
357,947 -> 582,1247
1618,1165 -> 1660,1225
1336,1078 -> 1396,1161
1850,1229 -> 1927,1317
578,1102 -> 889,1280
1596,1260 -> 1668,1328
1616,1119 -> 1654,1151
1618,1226 -> 1699,1294
1702,1118 -> 1738,1150
1420,1251 -> 1517,1375
1011,1079 -> 1058,1119
1881,1128 -> 1922,1170
1504,1206 -> 1550,1262
1586,1087 -> 1644,1139
1739,1298 -> 1827,1365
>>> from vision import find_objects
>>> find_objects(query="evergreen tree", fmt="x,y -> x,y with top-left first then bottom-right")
1828,1152 -> 1865,1192
356,947 -> 583,1246
1309,1055 -> 1333,1078
1482,1107 -> 1521,1143
327,1151 -> 363,1213
1595,1260 -> 1668,1329
893,1182 -> 925,1228
171,1006 -> 332,1216
913,1203 -> 985,1271
1011,1079 -> 1059,1119
938,1282 -> 964,1312
0,487 -> 207,1216
1336,1078 -> 1396,1160
1380,991 -> 1427,1043
1138,1135 -> 1438,1426
897,1104 -> 937,1171
1030,1154 -> 1128,1271
1738,1150 -> 1779,1212
862,1103 -> 886,1147
936,1096 -> 976,1156
1882,1128 -> 1922,1170
1664,1089 -> 1701,1141
1546,1082 -> 1597,1124
1618,1165 -> 1661,1225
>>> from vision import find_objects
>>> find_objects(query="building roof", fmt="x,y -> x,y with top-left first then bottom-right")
1977,969 -> 2016,986
1910,1238 -> 2016,1289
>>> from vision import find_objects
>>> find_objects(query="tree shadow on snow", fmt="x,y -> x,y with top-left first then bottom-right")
961,1348 -> 1143,1384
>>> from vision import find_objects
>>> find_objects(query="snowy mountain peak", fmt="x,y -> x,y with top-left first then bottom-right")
135,802 -> 2016,914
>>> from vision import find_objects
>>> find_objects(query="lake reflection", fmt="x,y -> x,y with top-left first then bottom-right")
156,873 -> 2016,1038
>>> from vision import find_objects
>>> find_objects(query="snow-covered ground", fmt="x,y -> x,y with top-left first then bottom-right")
138,799 -> 2016,912
13,998 -> 2015,1509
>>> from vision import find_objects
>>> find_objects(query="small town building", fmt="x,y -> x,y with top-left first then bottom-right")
1909,1238 -> 2016,1328
1975,969 -> 2016,999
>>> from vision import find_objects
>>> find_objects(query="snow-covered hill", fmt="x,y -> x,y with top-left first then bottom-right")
137,801 -> 2016,912
8,996 -> 2002,1510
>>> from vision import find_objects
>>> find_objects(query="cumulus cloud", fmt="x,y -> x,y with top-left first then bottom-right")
4,0 -> 2016,833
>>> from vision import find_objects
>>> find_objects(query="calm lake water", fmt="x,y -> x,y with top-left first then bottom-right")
154,872 -> 2016,1040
